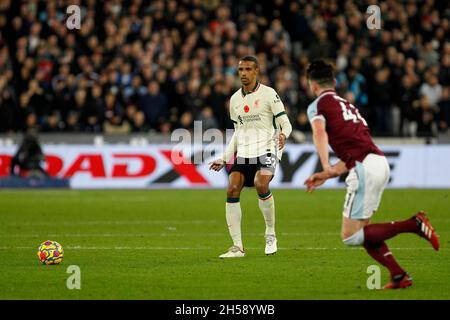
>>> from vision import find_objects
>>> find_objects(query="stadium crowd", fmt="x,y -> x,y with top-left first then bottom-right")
0,0 -> 449,138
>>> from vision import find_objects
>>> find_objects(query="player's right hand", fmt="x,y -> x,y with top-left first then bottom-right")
304,172 -> 327,192
323,165 -> 339,179
209,159 -> 226,171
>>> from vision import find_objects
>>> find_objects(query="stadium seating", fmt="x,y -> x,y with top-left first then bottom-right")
0,0 -> 448,137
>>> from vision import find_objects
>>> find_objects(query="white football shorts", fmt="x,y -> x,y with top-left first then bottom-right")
343,153 -> 390,220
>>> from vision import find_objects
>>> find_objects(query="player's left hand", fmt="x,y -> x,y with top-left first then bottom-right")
304,172 -> 328,192
274,133 -> 286,150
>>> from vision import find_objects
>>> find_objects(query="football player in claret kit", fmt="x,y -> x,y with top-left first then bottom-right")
304,59 -> 440,289
210,55 -> 292,258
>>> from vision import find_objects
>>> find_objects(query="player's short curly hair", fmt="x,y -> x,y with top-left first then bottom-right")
306,59 -> 334,86
239,55 -> 260,69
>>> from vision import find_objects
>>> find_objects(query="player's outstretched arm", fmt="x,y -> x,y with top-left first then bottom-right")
274,115 -> 292,150
209,130 -> 237,172
304,171 -> 328,192
271,89 -> 292,150
311,119 -> 330,170
305,119 -> 336,192
303,160 -> 348,192
330,160 -> 348,177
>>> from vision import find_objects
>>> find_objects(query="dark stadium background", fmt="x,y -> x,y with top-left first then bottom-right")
0,0 -> 448,138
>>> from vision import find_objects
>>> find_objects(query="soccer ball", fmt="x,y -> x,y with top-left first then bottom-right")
37,240 -> 64,265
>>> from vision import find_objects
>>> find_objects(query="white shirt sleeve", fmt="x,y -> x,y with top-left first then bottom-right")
221,103 -> 238,162
275,113 -> 292,138
221,130 -> 237,162
270,89 -> 292,138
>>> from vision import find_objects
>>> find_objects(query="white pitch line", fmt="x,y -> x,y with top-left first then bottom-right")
0,219 -> 356,227
0,246 -> 446,251
0,232 -> 341,238
1,220 -> 219,226
2,231 -> 448,238
3,218 -> 449,227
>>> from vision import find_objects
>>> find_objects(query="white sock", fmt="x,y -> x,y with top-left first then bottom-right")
225,201 -> 242,249
258,192 -> 275,236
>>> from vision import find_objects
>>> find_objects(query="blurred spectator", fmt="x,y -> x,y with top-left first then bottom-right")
178,111 -> 194,132
415,95 -> 438,137
196,107 -> 219,131
83,84 -> 104,132
124,103 -> 148,133
418,41 -> 439,68
206,81 -> 228,129
438,87 -> 450,132
123,75 -> 147,105
24,112 -> 38,133
440,54 -> 450,86
398,75 -> 420,136
0,75 -> 16,133
41,112 -> 62,132
103,92 -> 128,134
0,0 -> 448,138
139,81 -> 168,131
336,66 -> 368,111
291,111 -> 310,143
10,132 -> 48,178
308,29 -> 334,60
420,73 -> 443,107
20,79 -> 47,122
369,68 -> 393,136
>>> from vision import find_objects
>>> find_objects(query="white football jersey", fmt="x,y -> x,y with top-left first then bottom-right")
227,83 -> 290,160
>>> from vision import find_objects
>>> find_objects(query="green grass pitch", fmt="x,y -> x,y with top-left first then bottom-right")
0,189 -> 448,300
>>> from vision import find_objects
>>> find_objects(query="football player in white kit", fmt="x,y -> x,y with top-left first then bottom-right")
210,55 -> 292,258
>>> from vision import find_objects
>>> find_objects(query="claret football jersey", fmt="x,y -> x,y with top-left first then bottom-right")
307,89 -> 383,169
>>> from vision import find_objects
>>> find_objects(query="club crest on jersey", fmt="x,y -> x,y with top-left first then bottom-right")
254,99 -> 259,107
244,105 -> 250,113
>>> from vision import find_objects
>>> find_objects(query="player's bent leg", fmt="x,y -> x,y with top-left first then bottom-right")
342,158 -> 412,288
363,213 -> 439,250
341,217 -> 370,243
254,170 -> 277,255
227,171 -> 245,198
221,172 -> 246,258
341,217 -> 411,289
361,201 -> 410,286
414,211 -> 440,251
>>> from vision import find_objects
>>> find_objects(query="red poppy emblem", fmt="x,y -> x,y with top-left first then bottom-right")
244,105 -> 249,113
